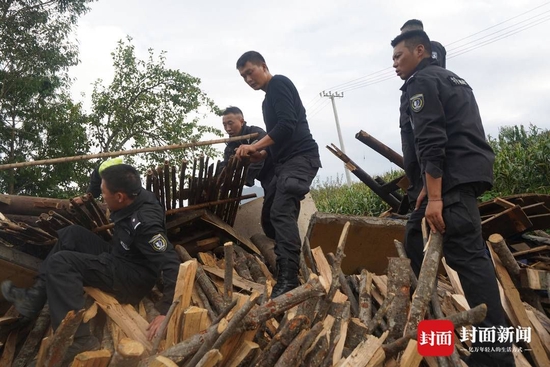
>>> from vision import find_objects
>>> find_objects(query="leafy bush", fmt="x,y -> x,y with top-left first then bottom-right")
311,170 -> 404,217
313,124 -> 550,215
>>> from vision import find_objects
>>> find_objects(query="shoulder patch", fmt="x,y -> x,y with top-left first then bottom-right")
447,76 -> 471,88
149,233 -> 168,252
409,94 -> 424,113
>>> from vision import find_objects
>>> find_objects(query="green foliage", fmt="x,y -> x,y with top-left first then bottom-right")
484,124 -> 550,201
311,170 -> 405,217
0,0 -> 94,196
87,37 -> 223,170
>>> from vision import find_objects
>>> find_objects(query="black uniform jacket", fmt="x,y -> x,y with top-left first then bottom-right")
220,124 -> 271,186
399,58 -> 494,199
109,189 -> 180,314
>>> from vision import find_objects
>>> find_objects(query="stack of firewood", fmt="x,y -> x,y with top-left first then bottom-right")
1,221 -> 550,367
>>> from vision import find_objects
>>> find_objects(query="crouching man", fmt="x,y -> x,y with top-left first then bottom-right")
2,164 -> 180,366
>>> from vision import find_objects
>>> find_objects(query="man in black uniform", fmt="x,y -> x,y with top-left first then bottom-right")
391,30 -> 514,366
235,51 -> 321,298
401,19 -> 446,68
218,106 -> 270,187
2,164 -> 180,365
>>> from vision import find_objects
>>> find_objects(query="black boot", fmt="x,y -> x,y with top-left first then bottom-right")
271,259 -> 300,298
1,279 -> 47,318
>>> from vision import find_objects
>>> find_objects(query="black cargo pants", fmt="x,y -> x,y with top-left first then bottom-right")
404,184 -> 514,366
39,225 -> 153,337
261,155 -> 320,268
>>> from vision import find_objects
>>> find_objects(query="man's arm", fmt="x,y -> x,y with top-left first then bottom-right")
408,74 -> 448,233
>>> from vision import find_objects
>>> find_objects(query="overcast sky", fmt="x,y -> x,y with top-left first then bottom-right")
69,0 -> 550,184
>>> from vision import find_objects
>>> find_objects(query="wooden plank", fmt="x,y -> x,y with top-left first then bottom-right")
198,252 -> 218,267
520,202 -> 550,216
494,197 -> 516,209
202,265 -> 264,293
84,287 -> 152,352
224,340 -> 259,367
528,213 -> 550,230
181,307 -> 209,341
166,260 -> 198,347
399,340 -> 422,367
488,244 -> 550,367
513,245 -> 550,257
442,258 -> 465,296
520,268 -> 549,290
71,349 -> 112,367
341,331 -> 388,367
481,205 -> 532,239
526,309 -> 550,356
311,246 -> 332,292
200,211 -> 260,254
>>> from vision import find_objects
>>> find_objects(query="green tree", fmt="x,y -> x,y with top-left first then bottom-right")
0,0 -> 94,196
87,37 -> 223,170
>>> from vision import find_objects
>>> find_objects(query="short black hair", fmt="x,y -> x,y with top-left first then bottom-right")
222,106 -> 243,116
391,30 -> 432,55
100,164 -> 142,198
400,19 -> 424,31
236,51 -> 265,69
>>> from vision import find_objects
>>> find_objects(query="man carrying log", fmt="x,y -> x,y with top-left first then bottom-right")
2,164 -> 180,366
235,51 -> 321,298
392,30 -> 514,366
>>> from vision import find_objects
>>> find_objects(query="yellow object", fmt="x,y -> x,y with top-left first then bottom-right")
98,157 -> 123,174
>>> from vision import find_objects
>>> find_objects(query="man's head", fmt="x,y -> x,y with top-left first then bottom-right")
222,106 -> 246,137
391,30 -> 432,80
236,51 -> 272,91
100,164 -> 142,211
400,19 -> 424,33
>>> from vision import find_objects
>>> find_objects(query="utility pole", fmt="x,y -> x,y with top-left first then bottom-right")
321,90 -> 352,185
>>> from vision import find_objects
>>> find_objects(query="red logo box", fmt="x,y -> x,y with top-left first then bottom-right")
417,320 -> 455,356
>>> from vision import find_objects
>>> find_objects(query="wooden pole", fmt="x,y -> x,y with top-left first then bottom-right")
355,130 -> 405,169
0,133 -> 259,170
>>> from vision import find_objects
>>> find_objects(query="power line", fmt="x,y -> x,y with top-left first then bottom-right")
319,2 -> 550,94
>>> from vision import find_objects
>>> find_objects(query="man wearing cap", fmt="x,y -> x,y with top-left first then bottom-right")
2,164 -> 180,366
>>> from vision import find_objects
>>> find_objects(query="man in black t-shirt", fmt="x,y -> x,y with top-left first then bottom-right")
235,51 -> 321,298
401,19 -> 446,68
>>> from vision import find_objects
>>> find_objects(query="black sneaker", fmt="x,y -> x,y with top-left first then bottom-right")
1,280 -> 46,318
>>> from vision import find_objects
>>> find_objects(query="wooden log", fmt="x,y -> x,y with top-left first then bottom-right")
383,303 -> 487,357
12,305 -> 51,367
0,330 -> 18,367
355,130 -> 405,169
234,250 -> 254,281
256,314 -> 309,367
488,233 -> 520,280
273,328 -> 308,367
244,274 -> 326,330
148,355 -> 179,367
366,292 -> 395,334
195,349 -> 222,367
202,265 -> 264,293
340,331 -> 388,367
250,233 -> 277,274
245,253 -> 267,284
345,318 -> 368,351
330,300 -> 351,365
404,231 -> 444,335
394,239 -> 418,289
184,292 -> 260,367
358,270 -> 373,327
303,331 -> 329,367
108,338 -> 145,367
386,257 -> 411,341
224,340 -> 259,367
84,288 -> 152,352
224,242 -> 235,304
488,244 -> 550,367
71,349 -> 112,367
399,340 -> 422,367
41,309 -> 85,367
175,245 -> 225,315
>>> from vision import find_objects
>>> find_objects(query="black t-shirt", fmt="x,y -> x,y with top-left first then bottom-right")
262,75 -> 319,164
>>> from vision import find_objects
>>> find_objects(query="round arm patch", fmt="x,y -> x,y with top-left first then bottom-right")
149,233 -> 168,252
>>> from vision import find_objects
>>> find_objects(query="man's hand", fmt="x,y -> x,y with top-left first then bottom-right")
425,200 -> 445,234
415,187 -> 427,210
249,150 -> 267,163
235,144 -> 257,160
146,315 -> 166,341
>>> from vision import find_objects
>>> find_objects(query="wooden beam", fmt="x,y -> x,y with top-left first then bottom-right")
71,349 -> 112,367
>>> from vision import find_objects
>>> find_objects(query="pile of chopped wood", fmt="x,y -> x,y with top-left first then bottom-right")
2,219 -> 549,367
